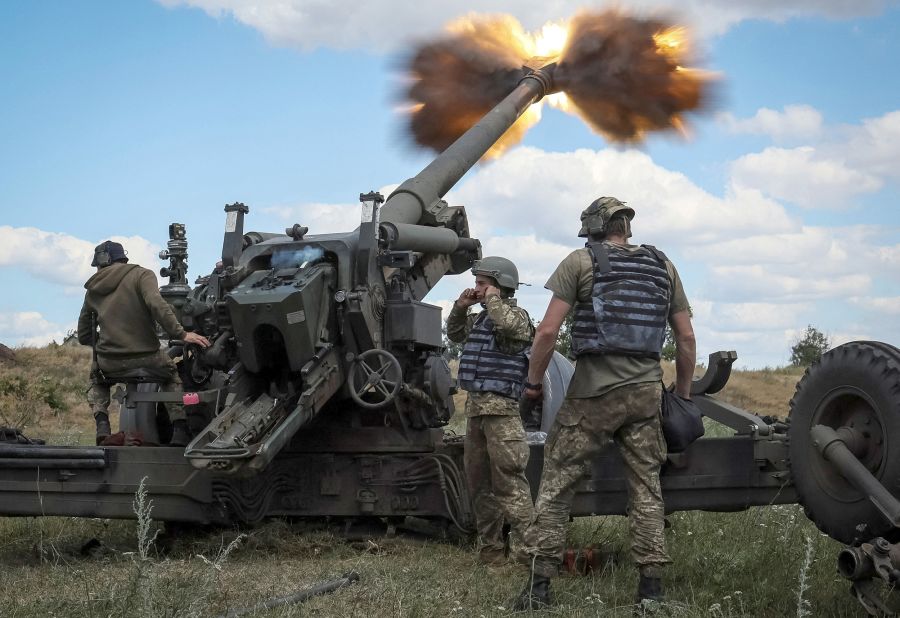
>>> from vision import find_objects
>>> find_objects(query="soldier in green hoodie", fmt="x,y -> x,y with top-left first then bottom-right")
76,240 -> 209,446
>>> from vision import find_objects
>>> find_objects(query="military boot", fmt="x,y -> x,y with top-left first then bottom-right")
636,574 -> 664,603
94,412 -> 111,446
169,420 -> 191,447
511,573 -> 552,612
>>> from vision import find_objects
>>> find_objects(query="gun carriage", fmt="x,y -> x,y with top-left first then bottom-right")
2,61 -> 900,615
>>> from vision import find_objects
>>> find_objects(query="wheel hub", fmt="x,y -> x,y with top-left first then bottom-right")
812,387 -> 886,502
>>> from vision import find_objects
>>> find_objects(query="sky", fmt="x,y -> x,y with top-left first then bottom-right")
1,0 -> 898,368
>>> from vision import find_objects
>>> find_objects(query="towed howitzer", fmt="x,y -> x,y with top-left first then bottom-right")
162,65 -> 560,475
5,59 -> 900,616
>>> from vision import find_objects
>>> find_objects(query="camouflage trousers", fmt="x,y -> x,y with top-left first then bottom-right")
464,394 -> 534,559
87,350 -> 185,422
522,381 -> 669,577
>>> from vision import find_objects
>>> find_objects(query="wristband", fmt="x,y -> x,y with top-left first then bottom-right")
523,380 -> 543,390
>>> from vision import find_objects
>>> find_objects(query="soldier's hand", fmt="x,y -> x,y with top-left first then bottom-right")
183,331 -> 211,348
482,284 -> 502,300
518,393 -> 541,430
455,288 -> 480,308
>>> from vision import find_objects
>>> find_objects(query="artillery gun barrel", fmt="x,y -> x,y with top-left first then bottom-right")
381,66 -> 554,226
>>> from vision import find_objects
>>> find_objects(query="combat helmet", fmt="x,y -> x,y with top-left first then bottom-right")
578,196 -> 635,238
472,256 -> 520,293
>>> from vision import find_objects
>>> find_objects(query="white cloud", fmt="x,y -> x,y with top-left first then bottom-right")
158,0 -> 890,51
730,146 -> 882,209
701,301 -> 810,331
0,312 -> 75,348
708,265 -> 870,302
450,146 -> 797,249
718,104 -> 823,141
683,225 -> 897,290
718,108 -> 900,210
835,110 -> 900,181
0,226 -> 163,287
849,296 -> 900,315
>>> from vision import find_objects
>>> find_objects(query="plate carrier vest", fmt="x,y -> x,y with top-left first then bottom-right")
570,242 -> 671,360
457,312 -> 529,399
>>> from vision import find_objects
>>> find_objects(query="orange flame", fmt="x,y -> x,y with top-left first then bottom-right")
400,10 -> 717,156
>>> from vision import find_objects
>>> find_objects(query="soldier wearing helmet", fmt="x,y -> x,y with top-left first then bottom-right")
446,255 -> 535,565
76,240 -> 210,446
513,198 -> 696,609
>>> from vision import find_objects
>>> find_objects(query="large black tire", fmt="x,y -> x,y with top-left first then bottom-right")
789,341 -> 900,544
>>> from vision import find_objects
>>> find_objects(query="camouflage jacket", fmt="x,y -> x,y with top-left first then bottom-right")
446,295 -> 534,354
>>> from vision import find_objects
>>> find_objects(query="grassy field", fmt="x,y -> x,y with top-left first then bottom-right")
0,346 -> 865,617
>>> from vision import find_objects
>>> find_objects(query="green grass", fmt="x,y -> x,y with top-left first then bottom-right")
0,347 -> 870,616
0,499 -> 861,617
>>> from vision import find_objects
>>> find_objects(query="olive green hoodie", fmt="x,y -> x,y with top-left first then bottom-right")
76,263 -> 185,358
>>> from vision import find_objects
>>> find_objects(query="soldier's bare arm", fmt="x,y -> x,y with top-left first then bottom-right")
670,309 -> 696,399
525,296 -> 571,394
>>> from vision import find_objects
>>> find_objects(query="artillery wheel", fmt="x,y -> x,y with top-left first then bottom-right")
788,341 -> 900,543
348,349 -> 403,410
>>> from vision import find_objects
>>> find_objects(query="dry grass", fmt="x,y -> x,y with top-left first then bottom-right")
0,344 -> 96,443
0,347 -> 863,616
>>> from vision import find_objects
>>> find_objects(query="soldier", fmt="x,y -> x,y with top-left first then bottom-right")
446,256 -> 536,565
77,240 -> 210,446
513,197 -> 696,609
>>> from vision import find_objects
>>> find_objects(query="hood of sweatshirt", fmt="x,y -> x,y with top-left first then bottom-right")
84,263 -> 140,296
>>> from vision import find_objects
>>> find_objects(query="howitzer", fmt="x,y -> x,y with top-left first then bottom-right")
167,65 -> 558,475
2,60 -> 900,615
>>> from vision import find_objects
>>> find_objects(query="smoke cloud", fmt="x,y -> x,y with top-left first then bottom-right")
270,246 -> 325,270
401,10 -> 716,154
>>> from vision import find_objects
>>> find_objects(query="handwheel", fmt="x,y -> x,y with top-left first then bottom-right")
348,349 -> 403,410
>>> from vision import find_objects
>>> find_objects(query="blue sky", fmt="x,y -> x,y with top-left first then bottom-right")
1,0 -> 898,368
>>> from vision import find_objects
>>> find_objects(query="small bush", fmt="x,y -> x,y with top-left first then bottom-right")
790,325 -> 830,367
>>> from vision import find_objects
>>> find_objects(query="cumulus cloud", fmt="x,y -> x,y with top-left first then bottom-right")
158,0 -> 890,52
0,227 -> 162,288
834,110 -> 900,181
0,312 -> 75,348
450,146 -> 797,249
684,225 -> 896,289
730,146 -> 882,209
718,104 -> 823,141
719,108 -> 900,210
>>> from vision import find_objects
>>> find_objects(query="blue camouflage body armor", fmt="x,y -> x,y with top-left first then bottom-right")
457,312 -> 529,399
570,242 -> 671,360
